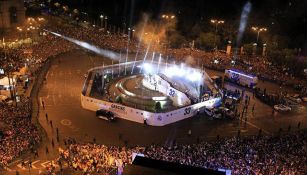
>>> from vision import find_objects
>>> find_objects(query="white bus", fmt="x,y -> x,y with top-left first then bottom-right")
224,69 -> 258,88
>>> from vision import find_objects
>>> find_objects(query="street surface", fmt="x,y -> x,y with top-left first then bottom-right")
6,49 -> 306,174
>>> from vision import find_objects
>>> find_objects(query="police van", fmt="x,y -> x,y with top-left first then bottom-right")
224,69 -> 258,88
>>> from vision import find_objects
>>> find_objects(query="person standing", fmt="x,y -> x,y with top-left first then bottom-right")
42,100 -> 45,110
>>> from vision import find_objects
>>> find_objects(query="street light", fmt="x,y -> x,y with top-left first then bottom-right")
161,14 -> 176,20
251,26 -> 267,43
210,19 -> 224,50
99,14 -> 104,27
104,16 -> 108,30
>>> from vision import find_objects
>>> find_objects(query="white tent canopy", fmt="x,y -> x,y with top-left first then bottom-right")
0,76 -> 16,86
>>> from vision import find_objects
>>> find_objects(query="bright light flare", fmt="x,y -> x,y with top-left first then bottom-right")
45,30 -> 120,60
142,62 -> 203,84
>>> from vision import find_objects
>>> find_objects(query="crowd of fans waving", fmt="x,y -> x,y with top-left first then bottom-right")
59,131 -> 306,175
0,16 -> 306,171
1,16 -> 306,91
0,97 -> 41,168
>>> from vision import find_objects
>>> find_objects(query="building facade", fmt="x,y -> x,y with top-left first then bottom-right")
0,0 -> 25,29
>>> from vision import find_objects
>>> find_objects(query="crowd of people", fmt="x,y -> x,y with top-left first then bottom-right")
0,15 -> 306,172
0,97 -> 41,168
3,15 -> 305,92
59,143 -> 143,174
59,131 -> 306,174
43,17 -> 307,92
168,48 -> 306,93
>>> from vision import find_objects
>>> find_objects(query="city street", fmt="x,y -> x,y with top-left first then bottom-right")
6,49 -> 306,174
39,49 -> 307,146
1,0 -> 306,174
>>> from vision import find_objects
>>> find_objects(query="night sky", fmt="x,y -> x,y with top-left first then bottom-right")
50,0 -> 306,48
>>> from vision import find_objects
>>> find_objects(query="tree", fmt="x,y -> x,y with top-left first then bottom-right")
196,32 -> 220,50
168,32 -> 186,48
242,43 -> 254,55
189,24 -> 202,38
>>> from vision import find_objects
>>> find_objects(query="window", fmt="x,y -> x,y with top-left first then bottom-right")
9,7 -> 18,24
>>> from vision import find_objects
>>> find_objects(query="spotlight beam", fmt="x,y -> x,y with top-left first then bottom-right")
44,29 -> 120,61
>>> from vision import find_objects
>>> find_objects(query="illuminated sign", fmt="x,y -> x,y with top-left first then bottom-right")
0,69 -> 4,75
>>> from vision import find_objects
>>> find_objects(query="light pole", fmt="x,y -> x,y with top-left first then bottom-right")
161,14 -> 175,49
210,19 -> 224,50
104,16 -> 108,32
99,14 -> 104,27
251,26 -> 267,43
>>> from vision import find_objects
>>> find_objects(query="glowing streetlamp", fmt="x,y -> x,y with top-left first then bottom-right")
99,14 -> 104,27
104,16 -> 108,30
210,19 -> 224,50
161,14 -> 176,20
251,26 -> 267,43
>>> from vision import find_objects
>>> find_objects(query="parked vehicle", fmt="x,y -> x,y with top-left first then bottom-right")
204,108 -> 222,119
286,96 -> 302,103
218,107 -> 236,119
96,109 -> 116,121
274,104 -> 291,112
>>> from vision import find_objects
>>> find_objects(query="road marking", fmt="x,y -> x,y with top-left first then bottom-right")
40,161 -> 50,168
245,121 -> 270,134
61,119 -> 72,126
10,159 -> 22,165
17,161 -> 28,170
230,129 -> 248,133
4,166 -> 13,172
40,97 -> 43,106
46,70 -> 50,79
32,160 -> 41,169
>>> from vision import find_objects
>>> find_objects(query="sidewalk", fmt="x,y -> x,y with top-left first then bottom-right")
4,60 -> 65,175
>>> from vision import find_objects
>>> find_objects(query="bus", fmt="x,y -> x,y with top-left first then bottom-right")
224,69 -> 258,88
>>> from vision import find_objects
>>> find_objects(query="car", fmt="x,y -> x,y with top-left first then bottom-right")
274,104 -> 291,112
96,109 -> 116,121
218,107 -> 236,119
204,108 -> 222,119
287,96 -> 302,103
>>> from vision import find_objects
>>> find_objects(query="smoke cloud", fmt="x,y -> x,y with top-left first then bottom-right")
134,13 -> 177,51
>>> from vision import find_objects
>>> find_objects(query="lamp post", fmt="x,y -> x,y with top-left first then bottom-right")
251,27 -> 267,55
251,26 -> 267,43
99,15 -> 104,27
210,19 -> 224,50
161,14 -> 176,49
104,16 -> 108,32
